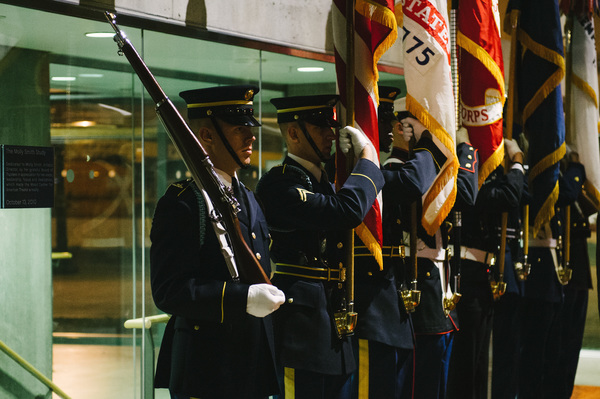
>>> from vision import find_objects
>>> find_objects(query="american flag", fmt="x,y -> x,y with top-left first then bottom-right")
332,0 -> 398,269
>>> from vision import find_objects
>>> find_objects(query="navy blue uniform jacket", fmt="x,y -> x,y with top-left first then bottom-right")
352,136 -> 445,348
525,162 -> 586,303
256,157 -> 384,375
150,179 -> 279,398
460,163 -> 525,299
397,142 -> 478,334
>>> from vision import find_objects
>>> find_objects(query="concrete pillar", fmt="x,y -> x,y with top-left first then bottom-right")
0,46 -> 53,399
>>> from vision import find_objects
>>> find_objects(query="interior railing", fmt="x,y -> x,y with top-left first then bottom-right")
124,314 -> 171,399
0,338 -> 72,399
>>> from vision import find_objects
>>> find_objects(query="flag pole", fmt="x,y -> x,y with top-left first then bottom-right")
445,0 -> 462,314
505,7 -> 530,282
492,8 -> 521,299
560,12 -> 574,285
345,0 -> 355,309
335,0 -> 358,337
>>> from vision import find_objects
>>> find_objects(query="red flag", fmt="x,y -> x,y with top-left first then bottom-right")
332,0 -> 397,269
458,0 -> 505,186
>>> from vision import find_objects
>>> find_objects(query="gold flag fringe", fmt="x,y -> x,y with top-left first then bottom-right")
583,181 -> 600,212
533,181 -> 560,238
456,30 -> 506,99
356,222 -> 384,270
406,94 -> 458,236
478,143 -> 505,188
356,0 -> 398,103
529,142 -> 566,183
518,31 -> 565,124
572,73 -> 599,108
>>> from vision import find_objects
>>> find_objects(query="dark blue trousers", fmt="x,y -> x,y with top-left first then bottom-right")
492,293 -> 522,399
518,298 -> 562,399
351,338 -> 413,398
277,367 -> 352,399
412,333 -> 454,399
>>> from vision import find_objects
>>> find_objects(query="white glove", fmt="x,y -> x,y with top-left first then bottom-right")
400,117 -> 427,142
246,283 -> 285,318
456,127 -> 469,144
338,125 -> 378,164
504,138 -> 523,162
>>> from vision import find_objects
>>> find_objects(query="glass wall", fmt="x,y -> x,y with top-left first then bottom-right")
1,3 -> 406,398
8,3 -> 597,399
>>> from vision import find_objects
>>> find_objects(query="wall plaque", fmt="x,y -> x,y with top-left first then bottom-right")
1,145 -> 54,208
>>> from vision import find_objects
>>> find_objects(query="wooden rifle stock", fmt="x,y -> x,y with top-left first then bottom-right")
104,12 -> 270,285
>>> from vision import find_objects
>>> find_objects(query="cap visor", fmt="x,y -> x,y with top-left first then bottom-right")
220,115 -> 261,127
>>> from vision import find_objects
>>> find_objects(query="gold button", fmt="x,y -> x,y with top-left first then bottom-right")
396,219 -> 402,225
426,272 -> 431,277
557,221 -> 561,226
469,146 -> 474,151
252,232 -> 256,239
337,242 -> 343,249
194,325 -> 200,330
465,163 -> 471,168
575,176 -> 580,182
256,253 -> 262,260
368,272 -> 373,276
538,258 -> 541,262
288,298 -> 294,304
467,154 -> 473,160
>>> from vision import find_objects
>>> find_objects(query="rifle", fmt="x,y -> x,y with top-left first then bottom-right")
104,11 -> 271,285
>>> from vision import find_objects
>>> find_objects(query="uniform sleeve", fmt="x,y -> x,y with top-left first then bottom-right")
455,142 -> 479,209
476,166 -> 524,212
257,158 -> 383,231
381,136 -> 446,204
558,162 -> 586,207
150,189 -> 249,323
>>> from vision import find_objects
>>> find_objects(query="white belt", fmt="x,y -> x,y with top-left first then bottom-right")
529,238 -> 557,248
449,245 -> 495,266
382,246 -> 446,262
414,247 -> 446,262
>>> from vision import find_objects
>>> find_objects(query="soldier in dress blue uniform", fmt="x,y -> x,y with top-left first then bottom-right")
150,85 -> 286,399
384,119 -> 478,399
445,137 -> 525,399
490,152 -> 529,399
255,94 -> 384,399
551,158 -> 593,398
350,86 -> 447,398
517,152 -> 586,399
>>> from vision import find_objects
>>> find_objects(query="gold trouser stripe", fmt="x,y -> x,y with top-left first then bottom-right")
220,282 -> 226,323
359,339 -> 369,399
284,367 -> 295,399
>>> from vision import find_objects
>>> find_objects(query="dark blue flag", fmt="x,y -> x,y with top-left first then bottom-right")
511,0 -> 566,236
